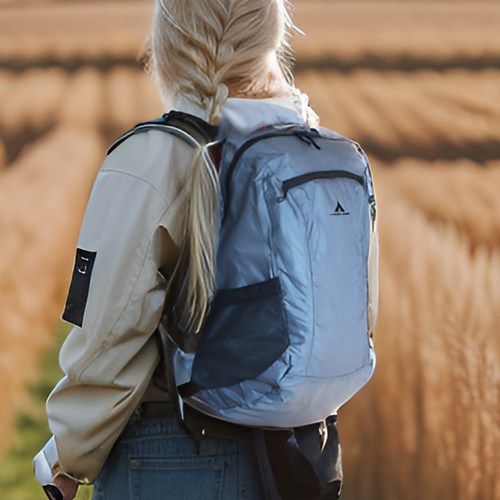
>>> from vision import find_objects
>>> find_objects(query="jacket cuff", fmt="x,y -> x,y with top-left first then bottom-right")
33,436 -> 89,486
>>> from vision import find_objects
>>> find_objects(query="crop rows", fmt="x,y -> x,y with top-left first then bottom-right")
1,64 -> 499,500
0,2 -> 499,499
377,159 -> 500,248
296,69 -> 500,162
294,1 -> 500,64
1,68 -> 500,165
0,66 -> 161,132
0,2 -> 151,63
0,127 -> 104,454
342,183 -> 500,499
1,2 -> 500,70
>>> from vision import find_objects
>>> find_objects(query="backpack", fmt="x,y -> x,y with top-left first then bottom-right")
113,101 -> 377,429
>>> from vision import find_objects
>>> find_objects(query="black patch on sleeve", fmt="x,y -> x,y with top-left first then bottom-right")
62,248 -> 97,327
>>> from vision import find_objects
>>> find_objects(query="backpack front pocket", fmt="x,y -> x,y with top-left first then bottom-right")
266,169 -> 372,378
189,278 -> 289,390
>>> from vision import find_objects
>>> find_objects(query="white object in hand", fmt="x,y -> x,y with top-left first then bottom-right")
33,436 -> 59,485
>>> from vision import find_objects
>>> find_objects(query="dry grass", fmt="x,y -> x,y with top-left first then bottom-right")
293,1 -> 500,62
0,68 -> 68,133
0,2 -> 151,61
0,67 -> 161,460
0,70 -> 15,98
0,2 -> 499,499
0,127 -> 103,455
340,177 -> 500,499
104,67 -> 162,131
1,1 -> 500,64
378,159 -> 500,247
296,69 -> 500,160
0,141 -> 5,169
105,66 -> 143,131
3,67 -> 499,162
0,68 -> 162,143
57,68 -> 105,127
2,67 -> 495,149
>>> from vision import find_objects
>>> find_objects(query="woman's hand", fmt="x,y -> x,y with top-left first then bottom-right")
54,474 -> 79,500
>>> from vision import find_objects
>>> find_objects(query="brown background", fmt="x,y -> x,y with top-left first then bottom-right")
0,2 -> 499,499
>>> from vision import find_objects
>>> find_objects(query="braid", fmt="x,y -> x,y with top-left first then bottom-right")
152,0 -> 295,333
152,0 -> 294,120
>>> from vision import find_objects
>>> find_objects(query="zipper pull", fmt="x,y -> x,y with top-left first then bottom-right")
308,134 -> 321,150
293,130 -> 321,150
369,196 -> 377,230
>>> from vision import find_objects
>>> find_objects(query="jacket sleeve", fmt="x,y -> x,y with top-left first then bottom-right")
40,136 -> 186,483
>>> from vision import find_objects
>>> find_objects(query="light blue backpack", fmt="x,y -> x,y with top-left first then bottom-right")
148,100 -> 378,429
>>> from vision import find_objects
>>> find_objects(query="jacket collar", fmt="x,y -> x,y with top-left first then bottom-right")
170,87 -> 319,131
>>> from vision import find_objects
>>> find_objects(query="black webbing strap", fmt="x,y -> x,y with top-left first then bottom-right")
254,429 -> 284,500
165,110 -> 218,144
107,110 -> 218,155
178,381 -> 202,398
256,417 -> 343,500
159,329 -> 192,434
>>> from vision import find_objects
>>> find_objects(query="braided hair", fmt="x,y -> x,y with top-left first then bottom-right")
149,0 -> 296,333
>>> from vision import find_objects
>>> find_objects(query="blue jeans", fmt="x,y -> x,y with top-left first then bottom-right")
92,409 -> 263,500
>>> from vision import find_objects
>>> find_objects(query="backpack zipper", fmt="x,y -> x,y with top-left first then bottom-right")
223,127 -> 318,217
280,170 -> 365,200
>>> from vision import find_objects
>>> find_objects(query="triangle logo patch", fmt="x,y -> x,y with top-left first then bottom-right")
331,201 -> 350,216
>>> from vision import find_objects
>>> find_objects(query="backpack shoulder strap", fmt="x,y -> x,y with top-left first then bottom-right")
107,110 -> 218,156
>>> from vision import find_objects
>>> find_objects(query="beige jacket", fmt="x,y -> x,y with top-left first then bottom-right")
35,91 -> 379,484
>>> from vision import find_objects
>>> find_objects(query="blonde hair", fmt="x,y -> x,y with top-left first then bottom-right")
150,0 -> 296,333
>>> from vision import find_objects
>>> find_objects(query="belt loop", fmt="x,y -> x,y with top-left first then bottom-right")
130,407 -> 142,423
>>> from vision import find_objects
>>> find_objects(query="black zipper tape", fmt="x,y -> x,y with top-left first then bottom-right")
281,170 -> 365,199
223,127 -> 316,218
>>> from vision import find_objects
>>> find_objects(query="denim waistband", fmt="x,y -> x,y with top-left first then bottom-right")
121,403 -> 180,440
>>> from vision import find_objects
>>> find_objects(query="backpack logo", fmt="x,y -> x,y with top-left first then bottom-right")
331,201 -> 349,216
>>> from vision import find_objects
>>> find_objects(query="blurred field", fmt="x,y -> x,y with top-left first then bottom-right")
299,69 -> 500,162
2,1 -> 500,68
0,1 -> 499,499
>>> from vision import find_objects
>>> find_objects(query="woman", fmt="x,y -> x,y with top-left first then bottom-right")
34,0 -> 335,498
